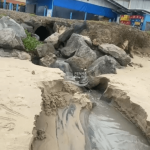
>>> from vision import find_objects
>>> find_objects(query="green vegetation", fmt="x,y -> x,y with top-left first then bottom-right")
22,30 -> 42,52
0,14 -> 7,18
30,14 -> 36,17
147,31 -> 150,35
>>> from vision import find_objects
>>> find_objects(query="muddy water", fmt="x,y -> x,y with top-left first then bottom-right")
85,90 -> 150,150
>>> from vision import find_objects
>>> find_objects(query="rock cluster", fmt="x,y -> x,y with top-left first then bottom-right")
0,16 -> 132,89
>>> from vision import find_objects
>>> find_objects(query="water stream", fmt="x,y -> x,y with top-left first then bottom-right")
83,90 -> 150,150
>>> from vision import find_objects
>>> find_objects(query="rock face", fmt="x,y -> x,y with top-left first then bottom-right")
0,48 -> 31,60
0,28 -> 25,50
65,34 -> 97,71
0,16 -> 26,38
39,53 -> 57,67
44,32 -> 60,47
36,43 -> 56,57
86,55 -> 118,88
50,59 -> 73,75
99,44 -> 131,66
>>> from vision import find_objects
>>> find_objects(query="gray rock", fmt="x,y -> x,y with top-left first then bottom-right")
39,53 -> 57,67
0,48 -> 31,60
0,16 -> 26,38
59,28 -> 74,43
66,36 -> 97,71
36,43 -> 56,57
44,32 -> 60,47
21,23 -> 33,33
72,21 -> 87,34
61,33 -> 93,58
98,43 -> 131,66
61,34 -> 84,58
50,59 -> 73,75
32,33 -> 40,41
58,22 -> 87,43
16,50 -> 31,60
87,55 -> 118,88
0,28 -> 25,50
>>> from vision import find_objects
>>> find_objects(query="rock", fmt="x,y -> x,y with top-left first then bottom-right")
58,28 -> 74,43
86,55 -> 119,88
72,21 -> 87,34
61,33 -> 94,58
58,22 -> 87,43
92,39 -> 99,46
87,55 -> 118,76
39,53 -> 57,67
59,25 -> 67,34
32,33 -> 40,40
61,34 -> 84,58
98,43 -> 131,66
44,32 -> 60,47
0,28 -> 25,50
0,48 -> 31,60
66,42 -> 97,71
36,43 -> 56,57
21,23 -> 33,33
50,59 -> 73,75
81,35 -> 92,47
53,22 -> 59,33
32,71 -> 35,75
120,40 -> 129,50
0,16 -> 26,38
16,50 -> 31,60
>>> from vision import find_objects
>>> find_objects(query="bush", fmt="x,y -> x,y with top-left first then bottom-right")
22,30 -> 42,52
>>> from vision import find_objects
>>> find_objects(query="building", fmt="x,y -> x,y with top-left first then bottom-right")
112,0 -> 150,30
26,0 -> 125,21
0,0 -> 26,11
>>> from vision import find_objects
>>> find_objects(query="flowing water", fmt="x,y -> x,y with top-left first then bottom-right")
82,90 -> 150,150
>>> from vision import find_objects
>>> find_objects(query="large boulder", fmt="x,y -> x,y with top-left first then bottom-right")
44,32 -> 60,47
50,59 -> 73,75
61,33 -> 93,58
36,43 -> 56,57
98,44 -> 131,66
0,16 -> 26,38
0,48 -> 31,60
87,55 -> 119,88
39,53 -> 57,67
61,34 -> 84,58
0,28 -> 25,50
66,37 -> 97,71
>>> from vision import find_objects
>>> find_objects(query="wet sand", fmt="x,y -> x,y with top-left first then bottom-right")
87,90 -> 150,150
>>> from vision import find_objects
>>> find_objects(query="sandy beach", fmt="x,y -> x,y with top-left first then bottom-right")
0,57 -> 63,150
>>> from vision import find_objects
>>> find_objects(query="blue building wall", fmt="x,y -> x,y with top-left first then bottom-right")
142,14 -> 150,31
26,0 -> 117,20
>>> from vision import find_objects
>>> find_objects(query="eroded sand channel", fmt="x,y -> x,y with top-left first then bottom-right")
86,90 -> 150,150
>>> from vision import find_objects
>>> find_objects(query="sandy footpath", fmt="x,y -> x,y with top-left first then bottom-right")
0,57 -> 63,150
103,55 -> 150,121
